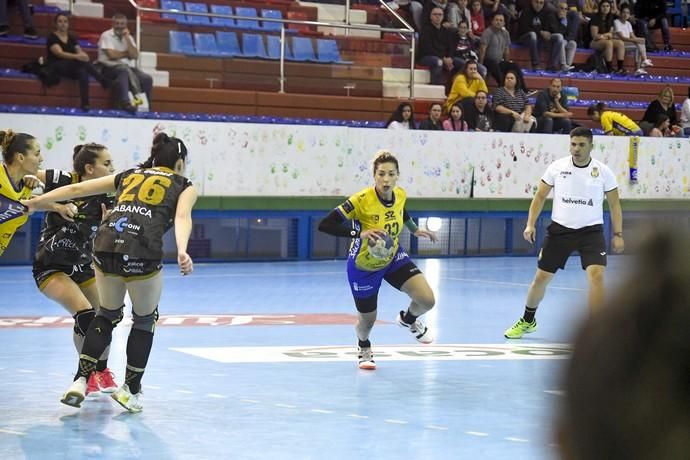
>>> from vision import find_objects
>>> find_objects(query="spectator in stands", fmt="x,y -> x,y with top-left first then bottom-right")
681,86 -> 690,137
421,0 -> 453,29
587,102 -> 643,135
557,228 -> 690,460
443,102 -> 469,130
97,13 -> 153,114
419,102 -> 444,130
46,13 -> 110,112
614,4 -> 652,76
554,1 -> 577,71
453,20 -> 488,77
648,114 -> 672,137
641,86 -> 680,135
386,102 -> 417,129
481,0 -> 516,29
493,70 -> 536,132
589,0 -> 626,74
469,0 -> 486,43
0,0 -> 37,39
444,60 -> 488,112
479,13 -> 512,85
634,0 -> 672,52
418,7 -> 463,85
465,90 -> 495,131
516,0 -> 566,71
534,77 -> 573,133
447,0 -> 471,28
582,0 -> 619,16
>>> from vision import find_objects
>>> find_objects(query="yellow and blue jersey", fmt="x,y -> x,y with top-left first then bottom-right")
0,163 -> 32,256
601,111 -> 643,136
337,186 -> 406,271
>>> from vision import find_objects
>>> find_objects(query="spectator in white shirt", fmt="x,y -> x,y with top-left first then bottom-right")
613,4 -> 652,76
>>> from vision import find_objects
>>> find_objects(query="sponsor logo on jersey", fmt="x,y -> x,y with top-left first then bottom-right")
112,204 -> 152,218
561,197 -> 594,206
591,167 -> 599,178
559,170 -> 572,178
110,216 -> 142,233
0,198 -> 25,225
341,199 -> 354,213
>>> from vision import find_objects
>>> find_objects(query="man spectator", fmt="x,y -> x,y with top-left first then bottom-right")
418,7 -> 463,85
533,77 -> 573,133
0,0 -> 38,39
634,0 -> 672,52
465,90 -> 495,131
479,12 -> 511,85
97,13 -> 153,113
554,1 -> 577,70
516,0 -> 566,71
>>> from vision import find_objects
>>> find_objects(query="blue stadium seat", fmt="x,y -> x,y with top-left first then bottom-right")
242,33 -> 268,58
266,35 -> 293,60
291,37 -> 318,62
161,0 -> 188,24
316,39 -> 351,64
260,9 -> 283,32
185,2 -> 210,25
169,30 -> 195,54
194,32 -> 235,57
210,4 -> 234,28
215,31 -> 242,57
235,7 -> 260,30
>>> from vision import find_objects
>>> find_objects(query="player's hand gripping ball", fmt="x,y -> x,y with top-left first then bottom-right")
368,233 -> 395,260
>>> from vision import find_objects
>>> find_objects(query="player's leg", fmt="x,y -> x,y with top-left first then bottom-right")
347,260 -> 384,370
578,228 -> 608,313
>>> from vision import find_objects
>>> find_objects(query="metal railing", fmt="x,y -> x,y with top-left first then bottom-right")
125,0 -> 417,98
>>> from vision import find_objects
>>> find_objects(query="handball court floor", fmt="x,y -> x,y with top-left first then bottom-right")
0,256 -> 629,460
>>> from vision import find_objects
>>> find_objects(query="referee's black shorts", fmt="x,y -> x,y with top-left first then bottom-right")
538,222 -> 606,273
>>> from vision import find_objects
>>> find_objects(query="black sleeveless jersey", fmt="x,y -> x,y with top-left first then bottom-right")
35,170 -> 114,266
94,167 -> 192,260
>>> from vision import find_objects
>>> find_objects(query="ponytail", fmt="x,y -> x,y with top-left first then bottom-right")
139,132 -> 188,169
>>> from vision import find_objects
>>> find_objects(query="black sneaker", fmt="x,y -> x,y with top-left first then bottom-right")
23,27 -> 38,40
664,44 -> 674,52
0,25 -> 9,36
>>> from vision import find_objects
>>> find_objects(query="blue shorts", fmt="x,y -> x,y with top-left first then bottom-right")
347,246 -> 421,312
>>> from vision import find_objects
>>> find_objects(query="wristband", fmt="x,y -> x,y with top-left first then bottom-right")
404,219 -> 418,233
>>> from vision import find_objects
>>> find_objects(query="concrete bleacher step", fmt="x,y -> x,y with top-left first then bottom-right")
382,67 -> 431,85
45,0 -> 104,18
139,52 -> 169,87
383,82 -> 445,99
299,1 -> 380,39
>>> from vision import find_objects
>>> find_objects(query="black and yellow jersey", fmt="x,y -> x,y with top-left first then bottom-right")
0,163 -> 32,256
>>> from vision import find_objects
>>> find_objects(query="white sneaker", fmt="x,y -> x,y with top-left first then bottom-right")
561,64 -> 575,72
111,384 -> 143,413
635,68 -> 648,76
641,59 -> 653,67
396,311 -> 434,344
358,347 -> 376,370
61,377 -> 87,408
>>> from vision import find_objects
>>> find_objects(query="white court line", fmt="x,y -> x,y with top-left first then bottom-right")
240,399 -> 260,404
505,437 -> 529,443
544,390 -> 565,396
18,369 -> 36,373
0,428 -> 26,436
443,276 -> 584,291
426,425 -> 449,431
347,414 -> 369,419
175,389 -> 194,394
207,393 -> 227,399
466,431 -> 489,437
311,409 -> 333,414
384,419 -> 408,425
274,403 -> 297,409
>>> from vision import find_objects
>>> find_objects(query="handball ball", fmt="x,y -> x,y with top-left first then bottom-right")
368,233 -> 395,259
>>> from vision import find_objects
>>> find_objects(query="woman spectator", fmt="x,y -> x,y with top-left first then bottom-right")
492,70 -> 535,133
589,0 -> 626,74
418,103 -> 444,130
649,114 -> 672,137
587,102 -> 643,136
681,86 -> 690,137
443,102 -> 469,131
386,102 -> 417,130
46,13 -> 110,112
468,0 -> 485,44
444,60 -> 488,113
641,86 -> 680,136
465,90 -> 494,131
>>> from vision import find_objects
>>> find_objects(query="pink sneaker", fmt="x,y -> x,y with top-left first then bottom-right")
86,372 -> 100,396
96,368 -> 118,393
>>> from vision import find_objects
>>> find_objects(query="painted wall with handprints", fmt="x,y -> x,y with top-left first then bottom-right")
2,113 -> 688,199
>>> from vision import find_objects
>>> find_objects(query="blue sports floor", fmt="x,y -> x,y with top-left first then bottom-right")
0,256 -> 629,460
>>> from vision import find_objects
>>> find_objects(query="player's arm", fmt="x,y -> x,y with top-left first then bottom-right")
605,188 -> 624,253
21,175 -> 117,212
175,185 -> 198,275
403,208 -> 437,242
318,204 -> 386,240
524,181 -> 553,243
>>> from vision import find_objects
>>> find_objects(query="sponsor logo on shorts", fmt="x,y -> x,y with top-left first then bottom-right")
352,282 -> 373,292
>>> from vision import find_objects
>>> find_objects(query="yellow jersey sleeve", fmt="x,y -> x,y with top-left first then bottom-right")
0,164 -> 32,256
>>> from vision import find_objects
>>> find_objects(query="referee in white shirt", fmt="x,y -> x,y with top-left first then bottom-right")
505,127 -> 624,339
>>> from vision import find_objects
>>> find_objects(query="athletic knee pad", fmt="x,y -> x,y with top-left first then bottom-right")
96,304 -> 125,326
132,307 -> 159,333
73,309 -> 96,337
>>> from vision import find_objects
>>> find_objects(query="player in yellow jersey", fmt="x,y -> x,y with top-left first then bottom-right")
0,130 -> 44,256
587,102 -> 643,136
318,150 -> 438,370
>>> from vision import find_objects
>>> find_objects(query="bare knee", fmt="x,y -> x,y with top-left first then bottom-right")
587,266 -> 605,285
